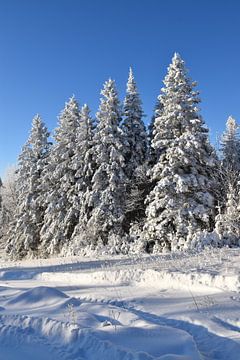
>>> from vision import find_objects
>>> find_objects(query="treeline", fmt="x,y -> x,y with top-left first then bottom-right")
1,53 -> 240,259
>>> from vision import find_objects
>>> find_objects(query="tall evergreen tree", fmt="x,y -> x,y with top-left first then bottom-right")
40,97 -> 80,256
148,97 -> 163,166
6,115 -> 51,258
143,53 -> 217,252
217,116 -> 240,207
221,116 -> 240,172
85,79 -> 127,249
69,104 -> 95,246
215,184 -> 240,246
214,116 -> 240,245
0,167 -> 18,245
122,67 -> 147,177
122,68 -> 149,233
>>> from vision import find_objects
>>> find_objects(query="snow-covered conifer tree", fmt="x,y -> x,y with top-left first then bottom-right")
85,79 -> 127,250
221,116 -> 240,172
122,68 -> 147,177
73,104 -> 95,210
66,104 -> 96,252
144,53 -> 217,252
148,97 -> 163,166
40,97 -> 81,256
122,68 -> 149,233
217,116 -> 240,207
214,116 -> 240,245
215,184 -> 240,246
6,116 -> 51,258
0,166 -> 18,245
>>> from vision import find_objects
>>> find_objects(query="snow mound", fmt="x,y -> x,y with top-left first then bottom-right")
0,315 -> 201,360
7,286 -> 68,307
95,324 -> 200,359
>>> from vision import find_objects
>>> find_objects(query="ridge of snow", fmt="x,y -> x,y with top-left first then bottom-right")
36,267 -> 240,293
0,314 -> 200,360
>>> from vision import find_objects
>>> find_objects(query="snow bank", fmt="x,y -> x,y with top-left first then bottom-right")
0,315 -> 200,360
137,269 -> 240,292
94,324 -> 200,359
36,266 -> 240,293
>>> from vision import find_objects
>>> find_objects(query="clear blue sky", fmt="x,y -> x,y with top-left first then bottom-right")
0,0 -> 240,176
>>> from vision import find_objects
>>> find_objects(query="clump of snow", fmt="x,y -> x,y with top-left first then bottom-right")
7,286 -> 68,307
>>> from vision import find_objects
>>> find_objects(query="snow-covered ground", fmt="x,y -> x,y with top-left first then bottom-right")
0,247 -> 239,359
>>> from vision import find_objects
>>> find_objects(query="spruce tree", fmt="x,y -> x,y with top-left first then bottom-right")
6,115 -> 51,258
214,116 -> 240,245
215,184 -> 240,246
144,53 -> 217,252
73,104 -> 95,214
0,167 -> 18,245
148,97 -> 163,166
217,116 -> 240,208
122,67 -> 147,177
221,116 -> 240,172
122,68 -> 149,233
40,97 -> 80,256
86,79 -> 127,250
68,104 -> 95,252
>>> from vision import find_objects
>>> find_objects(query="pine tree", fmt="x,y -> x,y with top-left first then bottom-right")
217,116 -> 240,208
73,104 -> 95,210
215,184 -> 240,246
125,162 -> 152,243
122,67 -> 147,177
85,79 -> 127,250
6,115 -> 51,258
214,116 -> 240,245
68,104 -> 95,251
143,53 -> 217,252
148,97 -> 163,166
0,166 -> 18,245
222,116 -> 240,171
122,68 -> 149,234
40,97 -> 80,256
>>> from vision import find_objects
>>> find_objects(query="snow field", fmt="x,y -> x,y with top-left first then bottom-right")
0,248 -> 240,359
